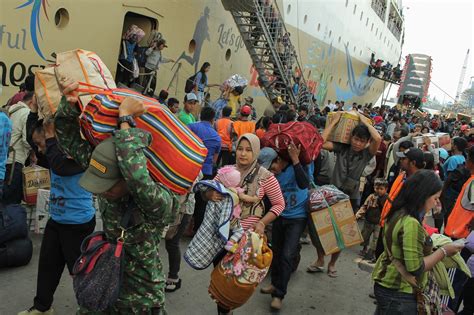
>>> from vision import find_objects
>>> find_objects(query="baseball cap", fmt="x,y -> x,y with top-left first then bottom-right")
185,93 -> 198,103
79,138 -> 122,194
396,148 -> 424,164
240,105 -> 252,116
258,147 -> 278,170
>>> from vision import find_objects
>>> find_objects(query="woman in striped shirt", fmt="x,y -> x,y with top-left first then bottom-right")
205,133 -> 285,315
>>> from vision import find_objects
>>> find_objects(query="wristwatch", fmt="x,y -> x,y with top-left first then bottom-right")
118,115 -> 136,128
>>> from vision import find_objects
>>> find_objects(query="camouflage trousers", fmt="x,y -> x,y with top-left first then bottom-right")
77,235 -> 166,315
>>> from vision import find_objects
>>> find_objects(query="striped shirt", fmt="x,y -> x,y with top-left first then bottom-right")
214,172 -> 285,230
372,215 -> 428,294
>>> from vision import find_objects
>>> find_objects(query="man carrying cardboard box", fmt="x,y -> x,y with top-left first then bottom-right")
308,111 -> 381,277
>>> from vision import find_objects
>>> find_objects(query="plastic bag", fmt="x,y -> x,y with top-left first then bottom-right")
309,185 -> 349,212
223,74 -> 248,89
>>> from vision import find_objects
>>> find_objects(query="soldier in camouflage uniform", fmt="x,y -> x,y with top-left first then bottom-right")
54,83 -> 178,314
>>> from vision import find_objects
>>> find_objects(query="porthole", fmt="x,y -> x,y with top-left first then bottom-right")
366,17 -> 369,26
330,76 -> 334,82
54,8 -> 69,29
338,78 -> 342,84
304,15 -> 308,24
376,28 -> 378,36
354,45 -> 356,52
338,36 -> 341,43
371,23 -> 374,31
225,48 -> 231,61
360,50 -> 362,56
329,30 -> 332,37
345,0 -> 349,7
353,4 -> 357,14
317,23 -> 321,31
188,39 -> 196,53
360,11 -> 363,21
287,4 -> 291,14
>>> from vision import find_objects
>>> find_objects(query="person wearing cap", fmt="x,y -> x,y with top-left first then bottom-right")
144,38 -> 175,96
242,96 -> 257,120
54,82 -> 178,314
18,120 -> 96,315
258,145 -> 312,310
232,105 -> 256,141
178,93 -> 198,126
264,96 -> 283,118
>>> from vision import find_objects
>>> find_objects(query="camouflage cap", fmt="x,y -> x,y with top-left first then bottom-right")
79,138 -> 122,194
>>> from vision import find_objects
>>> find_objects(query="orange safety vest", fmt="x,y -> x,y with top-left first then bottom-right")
215,118 -> 233,150
233,120 -> 256,138
380,172 -> 406,227
445,175 -> 474,239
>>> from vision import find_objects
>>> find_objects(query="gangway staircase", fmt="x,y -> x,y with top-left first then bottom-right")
222,0 -> 313,108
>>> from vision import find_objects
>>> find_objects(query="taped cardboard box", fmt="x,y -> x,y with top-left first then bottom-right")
436,133 -> 451,151
326,111 -> 359,144
457,113 -> 471,123
309,199 -> 363,255
22,166 -> 50,205
412,134 -> 439,150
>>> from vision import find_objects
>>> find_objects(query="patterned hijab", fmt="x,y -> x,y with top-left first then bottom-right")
236,133 -> 261,186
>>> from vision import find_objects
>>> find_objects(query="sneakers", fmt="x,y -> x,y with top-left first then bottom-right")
260,284 -> 276,294
18,307 -> 55,315
270,297 -> 283,310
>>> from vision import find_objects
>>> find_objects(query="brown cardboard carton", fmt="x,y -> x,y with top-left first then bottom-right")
309,199 -> 363,255
436,133 -> 451,151
22,166 -> 50,205
325,111 -> 359,144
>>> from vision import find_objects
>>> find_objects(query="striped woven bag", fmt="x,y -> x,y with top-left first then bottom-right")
76,83 -> 207,195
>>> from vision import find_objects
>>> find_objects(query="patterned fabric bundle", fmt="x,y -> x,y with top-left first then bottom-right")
209,231 -> 272,310
77,84 -> 207,194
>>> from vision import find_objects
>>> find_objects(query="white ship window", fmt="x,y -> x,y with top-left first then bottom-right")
371,23 -> 374,31
225,49 -> 231,61
360,11 -> 363,21
353,45 -> 356,52
346,0 -> 349,7
317,23 -> 321,31
338,36 -> 341,43
287,4 -> 291,14
384,37 -> 386,43
329,30 -> 332,37
55,8 -> 69,29
375,28 -> 378,36
360,50 -> 362,56
353,4 -> 357,15
304,15 -> 308,24
366,18 -> 369,26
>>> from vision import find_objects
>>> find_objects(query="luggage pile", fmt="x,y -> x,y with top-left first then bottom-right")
35,49 -> 207,194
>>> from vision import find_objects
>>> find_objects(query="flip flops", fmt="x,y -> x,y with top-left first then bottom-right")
306,264 -> 324,273
165,278 -> 182,292
327,269 -> 338,278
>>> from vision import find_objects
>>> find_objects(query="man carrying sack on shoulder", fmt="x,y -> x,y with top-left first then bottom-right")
54,81 -> 179,314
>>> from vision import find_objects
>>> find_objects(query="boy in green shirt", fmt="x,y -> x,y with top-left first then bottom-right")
178,93 -> 198,125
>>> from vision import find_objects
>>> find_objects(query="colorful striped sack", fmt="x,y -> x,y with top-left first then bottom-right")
76,83 -> 207,195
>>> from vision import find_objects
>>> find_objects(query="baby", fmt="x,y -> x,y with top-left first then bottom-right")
217,165 -> 260,253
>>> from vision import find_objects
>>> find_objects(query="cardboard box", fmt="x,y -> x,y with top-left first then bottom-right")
35,189 -> 50,234
457,113 -> 471,123
22,166 -> 50,205
326,111 -> 359,144
412,134 -> 439,150
436,133 -> 451,151
309,199 -> 363,255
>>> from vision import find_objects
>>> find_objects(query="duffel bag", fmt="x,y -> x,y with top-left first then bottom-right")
0,203 -> 28,244
209,231 -> 272,310
35,49 -> 116,119
261,121 -> 323,164
77,83 -> 207,195
0,237 -> 33,268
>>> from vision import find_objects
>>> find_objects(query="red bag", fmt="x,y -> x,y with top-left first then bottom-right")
261,121 -> 323,164
76,83 -> 207,195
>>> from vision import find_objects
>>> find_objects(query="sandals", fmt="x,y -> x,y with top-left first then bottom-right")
165,278 -> 182,292
306,264 -> 324,273
327,269 -> 338,278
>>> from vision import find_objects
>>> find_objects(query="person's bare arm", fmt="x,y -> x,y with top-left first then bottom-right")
358,113 -> 382,156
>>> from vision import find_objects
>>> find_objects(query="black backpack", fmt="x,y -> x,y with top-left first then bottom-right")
0,237 -> 32,268
184,73 -> 197,93
0,203 -> 28,244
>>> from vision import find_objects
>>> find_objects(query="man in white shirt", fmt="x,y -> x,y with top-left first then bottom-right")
3,92 -> 32,204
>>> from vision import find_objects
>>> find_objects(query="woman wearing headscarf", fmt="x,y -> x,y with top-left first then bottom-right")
205,133 -> 285,315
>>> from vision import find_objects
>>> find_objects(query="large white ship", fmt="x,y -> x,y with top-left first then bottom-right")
0,0 -> 404,114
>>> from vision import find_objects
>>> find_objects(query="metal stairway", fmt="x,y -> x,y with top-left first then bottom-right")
222,0 -> 313,108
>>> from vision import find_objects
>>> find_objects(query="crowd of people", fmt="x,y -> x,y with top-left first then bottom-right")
0,61 -> 473,315
368,53 -> 402,83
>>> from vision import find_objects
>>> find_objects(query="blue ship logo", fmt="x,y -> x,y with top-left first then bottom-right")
16,0 -> 49,60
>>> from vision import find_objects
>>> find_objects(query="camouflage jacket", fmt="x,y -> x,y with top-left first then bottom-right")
55,97 -> 178,311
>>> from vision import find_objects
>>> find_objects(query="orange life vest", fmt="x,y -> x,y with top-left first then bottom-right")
215,118 -> 233,150
233,120 -> 256,139
380,172 -> 406,227
445,175 -> 474,239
